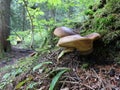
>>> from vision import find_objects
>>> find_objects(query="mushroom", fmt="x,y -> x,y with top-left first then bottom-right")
56,33 -> 101,62
53,27 -> 101,62
57,34 -> 92,52
57,33 -> 100,52
53,26 -> 77,38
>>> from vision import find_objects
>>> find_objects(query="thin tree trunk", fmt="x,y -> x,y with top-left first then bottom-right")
22,5 -> 26,31
0,0 -> 11,58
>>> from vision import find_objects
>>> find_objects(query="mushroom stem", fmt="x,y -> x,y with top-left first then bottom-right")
57,48 -> 74,63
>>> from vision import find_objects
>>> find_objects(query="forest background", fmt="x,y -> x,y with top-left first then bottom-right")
0,0 -> 120,89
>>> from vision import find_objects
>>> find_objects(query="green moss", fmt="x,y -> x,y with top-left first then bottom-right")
91,3 -> 100,12
104,0 -> 120,14
83,0 -> 120,30
92,14 -> 115,29
102,30 -> 120,45
84,9 -> 94,15
79,0 -> 120,64
80,29 -> 108,36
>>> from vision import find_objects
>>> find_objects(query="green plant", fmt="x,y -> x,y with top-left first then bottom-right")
26,82 -> 38,90
15,75 -> 33,89
49,68 -> 70,90
81,63 -> 89,69
33,61 -> 52,71
102,30 -> 120,45
85,9 -> 94,15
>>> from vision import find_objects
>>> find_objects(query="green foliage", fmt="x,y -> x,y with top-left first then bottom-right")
8,35 -> 19,45
0,82 -> 7,89
104,0 -> 120,14
0,68 -> 23,89
15,75 -> 33,89
15,79 -> 28,89
114,53 -> 120,64
85,9 -> 94,15
102,30 -> 120,45
0,55 -> 38,90
91,14 -> 115,30
9,0 -> 99,51
49,69 -> 70,90
47,67 -> 70,77
26,82 -> 37,90
13,68 -> 23,76
81,0 -> 120,45
80,29 -> 108,36
33,61 -> 52,71
47,0 -> 62,6
2,68 -> 22,80
2,73 -> 11,80
81,63 -> 89,69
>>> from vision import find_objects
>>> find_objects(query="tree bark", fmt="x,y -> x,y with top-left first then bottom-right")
0,0 -> 11,58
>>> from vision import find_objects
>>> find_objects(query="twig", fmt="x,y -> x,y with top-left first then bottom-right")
82,83 -> 95,90
59,81 -> 79,84
60,78 -> 67,89
59,81 -> 95,90
74,69 -> 82,82
62,76 -> 78,81
91,68 -> 105,88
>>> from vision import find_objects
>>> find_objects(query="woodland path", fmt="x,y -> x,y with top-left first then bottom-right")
0,47 -> 34,68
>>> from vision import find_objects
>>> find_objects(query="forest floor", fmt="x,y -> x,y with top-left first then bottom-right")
0,47 -> 120,90
0,47 -> 34,68
40,50 -> 120,90
0,47 -> 34,82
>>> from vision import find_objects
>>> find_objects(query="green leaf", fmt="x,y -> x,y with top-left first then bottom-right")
2,73 -> 11,80
48,0 -> 62,6
33,61 -> 52,71
15,80 -> 27,89
47,67 -> 70,77
26,82 -> 37,90
15,76 -> 33,89
11,68 -> 23,76
49,69 -> 69,90
0,82 -> 7,89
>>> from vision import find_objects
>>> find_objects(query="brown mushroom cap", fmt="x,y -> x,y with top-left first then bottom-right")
57,33 -> 101,52
85,32 -> 101,40
53,27 -> 76,37
57,34 -> 92,52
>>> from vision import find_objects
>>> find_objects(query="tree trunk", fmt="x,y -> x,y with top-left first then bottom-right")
0,0 -> 11,58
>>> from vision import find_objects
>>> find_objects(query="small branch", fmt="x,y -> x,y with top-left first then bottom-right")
59,81 -> 79,84
59,81 -> 94,90
22,0 -> 34,49
91,68 -> 105,88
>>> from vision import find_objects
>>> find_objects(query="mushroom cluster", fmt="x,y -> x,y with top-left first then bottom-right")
54,26 -> 101,61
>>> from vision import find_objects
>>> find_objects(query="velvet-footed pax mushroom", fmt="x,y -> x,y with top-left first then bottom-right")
56,33 -> 100,61
53,26 -> 77,38
57,33 -> 100,52
54,27 -> 101,62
